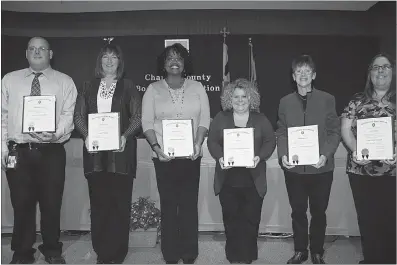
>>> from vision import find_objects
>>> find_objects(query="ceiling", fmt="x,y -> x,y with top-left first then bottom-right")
1,1 -> 378,13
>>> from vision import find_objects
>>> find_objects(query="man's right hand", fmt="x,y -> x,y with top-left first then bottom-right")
282,155 -> 296,169
1,148 -> 9,169
153,146 -> 173,162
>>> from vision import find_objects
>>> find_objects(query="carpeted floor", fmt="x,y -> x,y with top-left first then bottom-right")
1,232 -> 363,264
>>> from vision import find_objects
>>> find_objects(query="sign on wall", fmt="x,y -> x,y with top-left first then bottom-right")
164,39 -> 190,51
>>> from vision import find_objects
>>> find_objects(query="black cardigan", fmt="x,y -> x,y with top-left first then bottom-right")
74,78 -> 142,178
207,111 -> 276,197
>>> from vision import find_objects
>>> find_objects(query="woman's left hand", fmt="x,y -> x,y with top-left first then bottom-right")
246,156 -> 260,168
382,154 -> 396,165
190,143 -> 202,160
114,135 -> 127,152
312,155 -> 327,169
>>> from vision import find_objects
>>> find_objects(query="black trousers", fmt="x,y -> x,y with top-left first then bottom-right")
284,171 -> 333,255
5,144 -> 66,260
349,173 -> 396,264
153,158 -> 201,262
86,172 -> 134,263
219,185 -> 264,262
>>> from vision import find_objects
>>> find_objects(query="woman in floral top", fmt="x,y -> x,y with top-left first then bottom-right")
341,53 -> 396,264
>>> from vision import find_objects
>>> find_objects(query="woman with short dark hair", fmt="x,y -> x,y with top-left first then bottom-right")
276,54 -> 341,264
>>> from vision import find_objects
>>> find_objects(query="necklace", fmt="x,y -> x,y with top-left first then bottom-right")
99,80 -> 116,99
166,79 -> 185,118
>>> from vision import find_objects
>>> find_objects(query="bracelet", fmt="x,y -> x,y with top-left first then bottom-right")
150,143 -> 161,150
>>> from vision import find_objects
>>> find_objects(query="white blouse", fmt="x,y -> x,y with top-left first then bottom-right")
97,80 -> 117,113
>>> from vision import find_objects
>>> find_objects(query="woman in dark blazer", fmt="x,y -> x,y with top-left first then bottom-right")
276,55 -> 340,264
207,78 -> 276,264
74,44 -> 142,264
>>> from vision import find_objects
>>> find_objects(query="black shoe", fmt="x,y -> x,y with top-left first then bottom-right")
96,259 -> 105,264
358,261 -> 365,264
10,257 -> 35,264
183,258 -> 196,264
166,261 -> 179,264
44,255 -> 66,264
242,261 -> 252,264
311,254 -> 325,264
287,251 -> 309,264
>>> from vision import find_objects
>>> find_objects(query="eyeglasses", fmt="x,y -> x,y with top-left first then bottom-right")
294,69 -> 313,75
371,64 -> 392,71
27,46 -> 50,53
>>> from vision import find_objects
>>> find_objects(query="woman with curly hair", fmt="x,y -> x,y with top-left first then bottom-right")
341,53 -> 396,264
142,43 -> 210,264
207,78 -> 276,264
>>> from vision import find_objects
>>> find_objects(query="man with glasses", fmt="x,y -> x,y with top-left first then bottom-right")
1,37 -> 77,264
276,55 -> 341,264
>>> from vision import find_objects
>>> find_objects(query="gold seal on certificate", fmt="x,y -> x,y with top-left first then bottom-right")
22,95 -> 56,133
162,119 -> 194,158
88,112 -> 120,152
288,125 -> 319,165
223,128 -> 254,167
356,117 -> 393,160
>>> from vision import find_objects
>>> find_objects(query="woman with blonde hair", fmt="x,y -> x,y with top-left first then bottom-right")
207,78 -> 276,264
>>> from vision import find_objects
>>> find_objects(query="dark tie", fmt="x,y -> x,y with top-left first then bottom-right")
30,72 -> 43,96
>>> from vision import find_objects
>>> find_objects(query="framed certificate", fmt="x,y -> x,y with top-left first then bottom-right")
223,128 -> 255,167
356,117 -> 393,160
162,119 -> 194,158
22,95 -> 56,133
288,125 -> 319,165
88,112 -> 120,152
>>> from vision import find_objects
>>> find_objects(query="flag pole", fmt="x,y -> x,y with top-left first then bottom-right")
249,37 -> 252,80
220,27 -> 230,43
220,27 -> 230,91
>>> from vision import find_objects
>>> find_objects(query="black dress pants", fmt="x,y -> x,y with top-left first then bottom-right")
284,171 -> 333,255
219,185 -> 264,262
349,173 -> 396,264
6,144 -> 66,260
153,158 -> 201,262
86,172 -> 134,263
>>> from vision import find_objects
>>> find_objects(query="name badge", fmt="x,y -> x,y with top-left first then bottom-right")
6,155 -> 18,169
